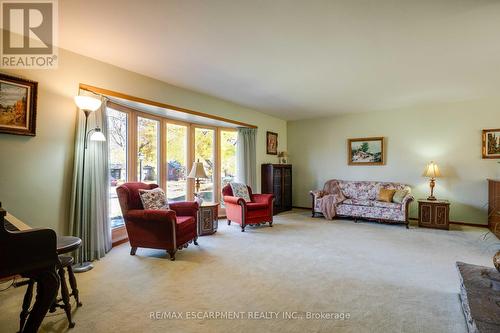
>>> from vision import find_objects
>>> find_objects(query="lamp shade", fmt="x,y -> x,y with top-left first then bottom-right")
188,160 -> 208,179
422,161 -> 441,178
75,95 -> 102,112
90,128 -> 106,142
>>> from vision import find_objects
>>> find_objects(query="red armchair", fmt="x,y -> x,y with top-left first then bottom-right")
116,182 -> 199,261
222,184 -> 274,232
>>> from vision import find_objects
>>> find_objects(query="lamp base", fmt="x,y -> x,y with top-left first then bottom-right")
72,261 -> 94,273
427,195 -> 437,201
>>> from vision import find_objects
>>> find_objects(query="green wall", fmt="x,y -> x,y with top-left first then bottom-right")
288,99 -> 500,225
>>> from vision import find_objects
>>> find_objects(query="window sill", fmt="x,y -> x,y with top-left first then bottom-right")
111,225 -> 128,247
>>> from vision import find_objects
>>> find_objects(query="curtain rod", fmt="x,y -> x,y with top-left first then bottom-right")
79,84 -> 258,129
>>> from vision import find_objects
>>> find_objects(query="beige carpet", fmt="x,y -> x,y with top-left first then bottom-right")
0,209 -> 497,333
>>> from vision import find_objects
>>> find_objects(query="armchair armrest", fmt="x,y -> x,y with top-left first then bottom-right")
223,196 -> 247,206
252,193 -> 274,205
169,201 -> 199,218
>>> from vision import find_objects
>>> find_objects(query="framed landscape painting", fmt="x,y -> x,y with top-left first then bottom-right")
267,131 -> 278,155
0,74 -> 38,136
482,129 -> 500,159
348,137 -> 385,165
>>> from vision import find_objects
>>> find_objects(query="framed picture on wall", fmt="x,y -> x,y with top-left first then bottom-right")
0,74 -> 38,136
348,137 -> 385,165
482,129 -> 500,159
266,131 -> 278,155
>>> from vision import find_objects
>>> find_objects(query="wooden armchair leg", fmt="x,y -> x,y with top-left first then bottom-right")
130,247 -> 137,255
227,220 -> 231,225
167,249 -> 176,261
193,237 -> 198,246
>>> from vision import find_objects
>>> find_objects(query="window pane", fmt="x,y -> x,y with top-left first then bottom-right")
220,130 -> 237,207
194,127 -> 215,202
166,123 -> 187,202
137,117 -> 159,184
107,108 -> 128,229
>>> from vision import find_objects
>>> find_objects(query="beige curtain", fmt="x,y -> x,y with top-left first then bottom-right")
69,95 -> 111,262
236,127 -> 257,189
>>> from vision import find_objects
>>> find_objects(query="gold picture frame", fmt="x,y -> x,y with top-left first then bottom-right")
266,131 -> 278,155
348,137 -> 385,165
482,129 -> 500,159
0,73 -> 38,136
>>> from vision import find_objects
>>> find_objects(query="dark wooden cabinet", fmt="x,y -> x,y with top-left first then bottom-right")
488,179 -> 500,238
261,164 -> 292,214
418,199 -> 450,230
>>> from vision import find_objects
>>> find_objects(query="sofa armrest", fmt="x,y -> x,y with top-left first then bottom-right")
252,193 -> 274,205
401,195 -> 414,210
223,196 -> 247,206
309,190 -> 324,199
169,201 -> 199,218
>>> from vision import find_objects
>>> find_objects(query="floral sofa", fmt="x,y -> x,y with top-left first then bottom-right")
310,180 -> 414,228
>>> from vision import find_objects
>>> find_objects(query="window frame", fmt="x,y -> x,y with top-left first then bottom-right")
107,102 -> 236,239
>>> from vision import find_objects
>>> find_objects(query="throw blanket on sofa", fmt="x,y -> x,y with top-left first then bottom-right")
318,180 -> 345,220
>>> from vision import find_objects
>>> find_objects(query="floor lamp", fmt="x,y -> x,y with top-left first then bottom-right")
73,95 -> 106,273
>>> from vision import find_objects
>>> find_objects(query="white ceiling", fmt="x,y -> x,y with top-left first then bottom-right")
60,0 -> 500,120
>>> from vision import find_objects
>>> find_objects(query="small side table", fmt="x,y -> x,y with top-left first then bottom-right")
198,202 -> 219,236
418,199 -> 450,230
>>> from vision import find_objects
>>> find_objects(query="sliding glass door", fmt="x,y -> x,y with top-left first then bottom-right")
107,107 -> 128,228
137,116 -> 160,184
166,123 -> 188,202
194,127 -> 215,202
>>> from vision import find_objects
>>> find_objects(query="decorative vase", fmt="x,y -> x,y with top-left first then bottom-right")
494,250 -> 500,272
194,193 -> 204,205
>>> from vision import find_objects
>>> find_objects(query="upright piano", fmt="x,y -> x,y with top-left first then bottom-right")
0,203 -> 60,333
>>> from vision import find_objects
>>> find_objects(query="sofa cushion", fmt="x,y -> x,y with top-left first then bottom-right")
339,180 -> 411,200
342,198 -> 374,207
372,201 -> 401,209
392,190 -> 408,203
378,188 -> 396,202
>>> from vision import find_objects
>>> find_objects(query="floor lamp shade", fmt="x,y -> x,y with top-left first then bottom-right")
74,95 -> 102,112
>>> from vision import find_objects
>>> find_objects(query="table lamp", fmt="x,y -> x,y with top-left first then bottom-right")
422,161 -> 441,201
188,159 -> 208,197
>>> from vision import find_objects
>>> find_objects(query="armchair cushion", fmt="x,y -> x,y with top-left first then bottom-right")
229,182 -> 251,202
139,188 -> 169,210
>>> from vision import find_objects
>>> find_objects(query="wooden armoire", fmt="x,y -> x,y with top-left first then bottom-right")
261,164 -> 292,214
488,179 -> 500,238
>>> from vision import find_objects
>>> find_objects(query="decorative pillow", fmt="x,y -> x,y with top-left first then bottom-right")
229,182 -> 251,202
377,188 -> 396,203
139,188 -> 169,210
392,190 -> 408,204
